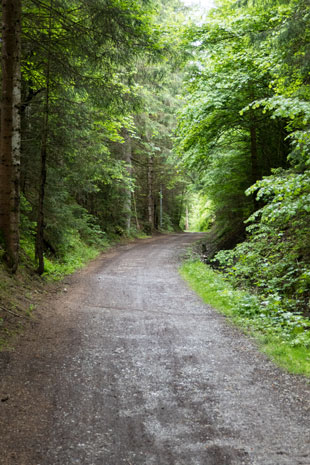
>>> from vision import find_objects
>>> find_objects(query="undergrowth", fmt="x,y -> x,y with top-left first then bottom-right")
180,260 -> 310,377
20,227 -> 148,281
0,229 -> 149,350
21,237 -> 104,281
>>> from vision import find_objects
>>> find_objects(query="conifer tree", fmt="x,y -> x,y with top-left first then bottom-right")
0,0 -> 22,272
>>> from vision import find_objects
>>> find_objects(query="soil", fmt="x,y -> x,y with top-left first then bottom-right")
0,233 -> 310,465
0,258 -> 46,345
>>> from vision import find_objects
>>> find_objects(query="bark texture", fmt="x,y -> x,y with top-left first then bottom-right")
0,0 -> 22,272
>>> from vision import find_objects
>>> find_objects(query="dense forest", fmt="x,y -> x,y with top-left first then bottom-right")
0,0 -> 189,276
177,0 -> 310,362
1,0 -> 310,360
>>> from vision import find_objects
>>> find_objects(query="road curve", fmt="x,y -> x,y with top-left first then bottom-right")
0,233 -> 310,465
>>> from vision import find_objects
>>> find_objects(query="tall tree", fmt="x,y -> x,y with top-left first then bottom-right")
121,128 -> 133,234
176,2 -> 289,242
35,0 -> 53,275
19,0 -> 160,262
0,0 -> 22,272
176,0 -> 310,321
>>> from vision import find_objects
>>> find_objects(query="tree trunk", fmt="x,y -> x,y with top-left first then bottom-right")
249,85 -> 260,210
159,184 -> 163,229
250,117 -> 259,210
35,112 -> 48,275
132,190 -> 140,231
250,121 -> 259,185
35,1 -> 52,275
185,206 -> 189,231
122,129 -> 132,234
178,188 -> 185,226
147,155 -> 154,231
0,0 -> 22,272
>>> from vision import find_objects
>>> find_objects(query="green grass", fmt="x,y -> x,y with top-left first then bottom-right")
20,235 -> 106,281
180,260 -> 310,377
42,243 -> 101,280
260,338 -> 310,376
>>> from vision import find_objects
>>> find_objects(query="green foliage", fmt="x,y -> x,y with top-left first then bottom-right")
42,239 -> 101,281
20,234 -> 104,280
184,193 -> 214,232
11,0 -> 190,276
122,3 -> 190,233
214,167 -> 310,321
176,0 -> 290,242
181,260 -> 310,376
175,0 -> 310,362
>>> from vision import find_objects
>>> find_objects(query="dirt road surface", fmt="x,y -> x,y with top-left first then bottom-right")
1,233 -> 310,465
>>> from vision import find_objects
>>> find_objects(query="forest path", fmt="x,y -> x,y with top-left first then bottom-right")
1,233 -> 310,465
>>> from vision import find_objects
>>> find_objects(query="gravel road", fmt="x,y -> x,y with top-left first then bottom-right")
1,233 -> 310,465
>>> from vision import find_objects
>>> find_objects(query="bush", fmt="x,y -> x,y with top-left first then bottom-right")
214,169 -> 310,318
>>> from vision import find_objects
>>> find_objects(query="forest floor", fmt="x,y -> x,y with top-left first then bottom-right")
0,233 -> 310,465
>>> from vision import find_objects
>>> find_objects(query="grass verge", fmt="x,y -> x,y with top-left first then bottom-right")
180,260 -> 310,377
20,236 -> 105,281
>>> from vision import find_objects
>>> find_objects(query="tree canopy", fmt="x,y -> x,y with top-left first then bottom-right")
0,0 -> 190,275
176,0 -> 310,339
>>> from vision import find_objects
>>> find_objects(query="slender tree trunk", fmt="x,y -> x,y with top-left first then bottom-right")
185,206 -> 189,231
35,108 -> 48,275
249,117 -> 259,210
35,1 -> 52,274
122,129 -> 132,234
159,184 -> 163,229
250,121 -> 259,185
147,155 -> 154,231
178,188 -> 185,226
132,191 -> 140,231
0,0 -> 22,273
249,85 -> 260,209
